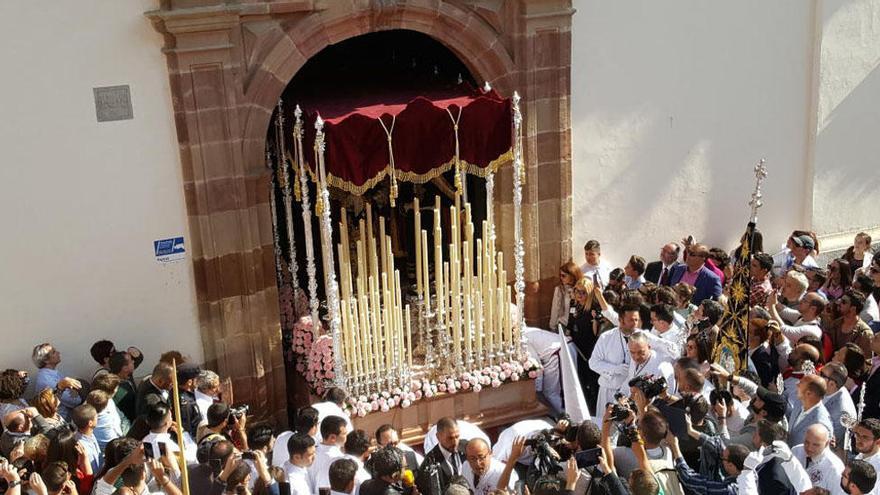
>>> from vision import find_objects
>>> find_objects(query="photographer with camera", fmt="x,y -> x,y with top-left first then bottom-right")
199,403 -> 249,453
597,405 -> 664,495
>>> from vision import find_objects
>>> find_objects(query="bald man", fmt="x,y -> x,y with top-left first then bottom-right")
645,242 -> 682,285
788,374 -> 833,446
617,331 -> 676,397
792,424 -> 844,493
461,438 -> 518,495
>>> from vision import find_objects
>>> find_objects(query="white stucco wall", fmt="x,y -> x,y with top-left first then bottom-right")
571,0 -> 817,266
0,0 -> 202,379
812,0 -> 880,247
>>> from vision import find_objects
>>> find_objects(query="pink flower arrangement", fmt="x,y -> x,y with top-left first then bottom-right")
342,357 -> 542,417
305,334 -> 335,396
289,316 -> 316,373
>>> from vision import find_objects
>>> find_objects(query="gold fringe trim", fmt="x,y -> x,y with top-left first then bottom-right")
294,148 -> 513,197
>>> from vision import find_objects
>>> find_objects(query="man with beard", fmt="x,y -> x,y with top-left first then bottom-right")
839,460 -> 877,495
854,419 -> 880,479
589,307 -> 641,419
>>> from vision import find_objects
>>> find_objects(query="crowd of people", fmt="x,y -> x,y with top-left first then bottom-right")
1,229 -> 879,495
531,230 -> 880,494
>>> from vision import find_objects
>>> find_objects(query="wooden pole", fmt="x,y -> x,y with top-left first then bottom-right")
170,360 -> 191,495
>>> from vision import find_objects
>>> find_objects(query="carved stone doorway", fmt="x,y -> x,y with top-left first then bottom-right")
148,0 -> 573,423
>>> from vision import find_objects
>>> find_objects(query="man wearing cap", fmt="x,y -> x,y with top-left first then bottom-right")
709,367 -> 789,448
773,233 -> 819,278
176,363 -> 203,439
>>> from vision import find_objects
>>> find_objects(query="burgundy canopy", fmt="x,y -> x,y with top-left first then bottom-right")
294,87 -> 512,194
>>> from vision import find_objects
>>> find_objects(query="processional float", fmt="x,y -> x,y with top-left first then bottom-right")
267,87 -> 532,410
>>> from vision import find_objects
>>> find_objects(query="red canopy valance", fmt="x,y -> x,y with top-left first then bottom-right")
292,87 -> 512,195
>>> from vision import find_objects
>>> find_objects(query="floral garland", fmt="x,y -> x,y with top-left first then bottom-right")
345,359 -> 541,417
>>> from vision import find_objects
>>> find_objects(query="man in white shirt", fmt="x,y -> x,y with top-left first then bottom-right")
311,416 -> 348,493
854,419 -> 880,480
142,402 -> 197,465
342,429 -> 372,493
313,388 -> 354,442
767,290 -> 825,344
792,424 -> 844,494
461,438 -> 517,495
284,432 -> 318,495
588,307 -> 640,422
195,370 -> 221,425
328,457 -> 358,495
646,304 -> 685,360
580,240 -> 613,289
617,331 -> 675,397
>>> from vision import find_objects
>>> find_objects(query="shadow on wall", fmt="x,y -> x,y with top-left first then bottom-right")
570,0 -> 813,265
813,0 -> 880,235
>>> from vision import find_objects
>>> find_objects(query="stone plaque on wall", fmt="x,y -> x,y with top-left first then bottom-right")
93,85 -> 133,122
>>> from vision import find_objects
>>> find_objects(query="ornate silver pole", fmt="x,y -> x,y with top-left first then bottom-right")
293,106 -> 320,326
315,116 -> 346,390
749,159 -> 767,224
275,100 -> 299,285
511,92 -> 526,358
267,145 -> 284,280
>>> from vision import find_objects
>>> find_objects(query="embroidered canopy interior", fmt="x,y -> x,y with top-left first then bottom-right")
288,86 -> 512,195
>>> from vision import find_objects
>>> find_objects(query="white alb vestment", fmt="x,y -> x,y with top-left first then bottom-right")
618,349 -> 675,397
461,457 -> 518,495
312,401 -> 354,442
588,328 -> 631,417
791,444 -> 844,494
282,462 -> 313,495
310,443 -> 344,492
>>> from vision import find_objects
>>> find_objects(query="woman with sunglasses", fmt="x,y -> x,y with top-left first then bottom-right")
549,261 -> 582,331
565,278 -> 603,414
822,258 -> 853,301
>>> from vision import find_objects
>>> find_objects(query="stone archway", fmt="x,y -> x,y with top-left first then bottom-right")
148,0 -> 573,423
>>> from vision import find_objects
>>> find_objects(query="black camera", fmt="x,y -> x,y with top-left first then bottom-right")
628,375 -> 667,400
617,423 -> 640,446
228,404 -> 249,424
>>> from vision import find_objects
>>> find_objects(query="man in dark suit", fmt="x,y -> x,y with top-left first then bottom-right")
856,333 -> 880,419
375,424 -> 420,471
666,243 -> 722,304
416,417 -> 467,495
644,242 -> 682,285
135,361 -> 174,419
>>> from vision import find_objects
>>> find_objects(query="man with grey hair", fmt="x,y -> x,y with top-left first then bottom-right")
791,424 -> 844,493
195,369 -> 221,424
617,330 -> 676,397
819,362 -> 857,447
29,343 -> 82,420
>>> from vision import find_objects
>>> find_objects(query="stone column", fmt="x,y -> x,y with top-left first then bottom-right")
147,7 -> 288,423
